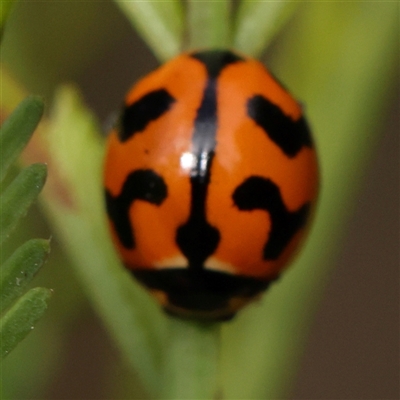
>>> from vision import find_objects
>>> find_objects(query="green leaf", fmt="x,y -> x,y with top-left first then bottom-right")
187,0 -> 231,50
1,238 -> 50,314
0,95 -> 44,182
39,85 -> 167,397
0,163 -> 47,245
232,1 -> 298,57
0,287 -> 52,359
114,0 -> 184,62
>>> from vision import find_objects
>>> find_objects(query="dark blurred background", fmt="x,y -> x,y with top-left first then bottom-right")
1,1 -> 398,399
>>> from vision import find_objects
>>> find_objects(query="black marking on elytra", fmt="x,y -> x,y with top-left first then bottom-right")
132,268 -> 273,317
247,95 -> 312,157
232,176 -> 310,260
105,169 -> 167,248
175,159 -> 221,269
118,89 -> 176,142
176,51 -> 242,269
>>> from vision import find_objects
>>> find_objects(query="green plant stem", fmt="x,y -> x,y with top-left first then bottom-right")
233,1 -> 298,57
38,85 -> 167,397
162,319 -> 221,400
114,0 -> 184,61
187,0 -> 231,50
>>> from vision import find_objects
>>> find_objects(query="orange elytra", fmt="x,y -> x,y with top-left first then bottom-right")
104,49 -> 319,321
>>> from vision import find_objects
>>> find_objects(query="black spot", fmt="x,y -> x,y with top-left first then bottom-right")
232,176 -> 310,260
247,95 -> 312,157
132,268 -> 272,315
105,170 -> 167,248
191,50 -> 243,78
118,89 -> 176,142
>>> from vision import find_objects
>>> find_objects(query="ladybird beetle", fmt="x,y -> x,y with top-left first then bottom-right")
104,49 -> 318,321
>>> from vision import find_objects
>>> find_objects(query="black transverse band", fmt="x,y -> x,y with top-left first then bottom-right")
247,94 -> 312,157
118,89 -> 176,142
133,267 -> 273,312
